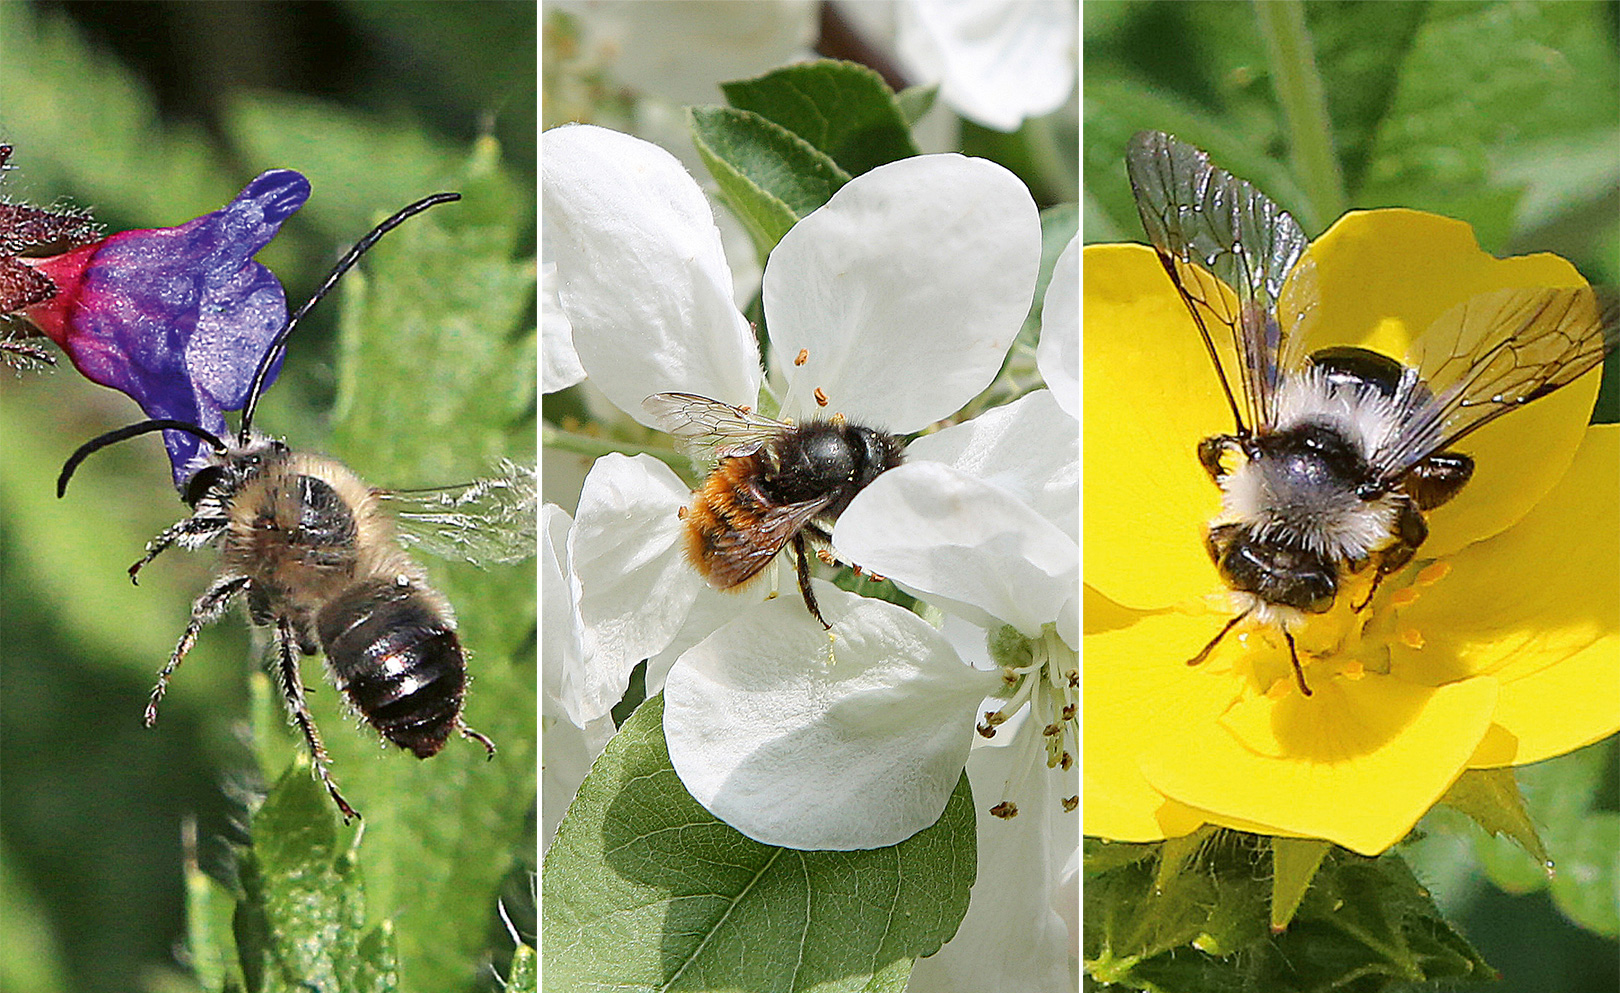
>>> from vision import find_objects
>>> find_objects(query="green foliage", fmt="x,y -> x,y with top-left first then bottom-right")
1085,832 -> 1493,993
719,60 -> 922,177
542,695 -> 978,993
0,5 -> 536,990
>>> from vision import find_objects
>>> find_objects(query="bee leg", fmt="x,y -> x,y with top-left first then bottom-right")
1281,626 -> 1313,697
459,723 -> 498,759
793,532 -> 831,629
1188,608 -> 1250,666
129,514 -> 228,584
272,617 -> 359,822
146,575 -> 251,727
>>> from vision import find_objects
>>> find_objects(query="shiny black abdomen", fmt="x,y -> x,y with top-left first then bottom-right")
317,580 -> 465,759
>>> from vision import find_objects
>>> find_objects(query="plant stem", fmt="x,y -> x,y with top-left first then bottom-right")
1254,0 -> 1345,232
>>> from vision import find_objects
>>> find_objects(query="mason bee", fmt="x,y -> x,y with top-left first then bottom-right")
643,392 -> 905,627
1126,130 -> 1618,696
57,193 -> 536,819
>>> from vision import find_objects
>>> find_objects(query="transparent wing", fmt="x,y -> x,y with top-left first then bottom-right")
1371,286 -> 1619,482
642,392 -> 791,470
1126,130 -> 1313,432
379,460 -> 537,567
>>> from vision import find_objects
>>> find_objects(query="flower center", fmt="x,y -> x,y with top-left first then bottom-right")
980,624 -> 1079,819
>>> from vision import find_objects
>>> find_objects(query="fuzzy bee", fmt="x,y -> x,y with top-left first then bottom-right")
1127,130 -> 1618,696
58,194 -> 536,819
643,392 -> 904,627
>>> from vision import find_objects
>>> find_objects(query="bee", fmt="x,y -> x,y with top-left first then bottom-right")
1126,130 -> 1618,696
642,392 -> 905,627
56,193 -> 537,820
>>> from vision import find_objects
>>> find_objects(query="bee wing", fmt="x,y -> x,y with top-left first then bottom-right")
377,460 -> 537,567
643,392 -> 792,469
702,493 -> 835,589
1371,286 -> 1619,482
1126,130 -> 1314,432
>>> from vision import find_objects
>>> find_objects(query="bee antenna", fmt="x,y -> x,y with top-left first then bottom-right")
58,419 -> 227,498
237,191 -> 462,445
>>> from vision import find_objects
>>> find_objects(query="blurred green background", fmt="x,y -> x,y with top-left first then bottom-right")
1083,2 -> 1618,992
1,3 -> 536,991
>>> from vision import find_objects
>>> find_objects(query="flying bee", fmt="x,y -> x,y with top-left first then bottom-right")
642,392 -> 905,627
57,193 -> 537,820
1126,130 -> 1619,696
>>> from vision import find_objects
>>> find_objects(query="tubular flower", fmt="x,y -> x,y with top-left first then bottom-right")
1084,209 -> 1618,856
14,170 -> 309,485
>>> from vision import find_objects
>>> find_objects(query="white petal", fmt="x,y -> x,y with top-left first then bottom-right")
664,583 -> 999,850
541,712 -> 616,853
541,503 -> 583,719
764,154 -> 1041,431
835,462 -> 1075,636
542,124 -> 761,421
906,718 -> 1079,992
896,0 -> 1077,132
562,0 -> 819,108
1037,235 -> 1078,419
541,260 -> 587,394
905,389 -> 1078,541
568,454 -> 702,724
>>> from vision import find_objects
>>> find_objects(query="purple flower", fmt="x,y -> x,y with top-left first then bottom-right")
17,170 -> 309,486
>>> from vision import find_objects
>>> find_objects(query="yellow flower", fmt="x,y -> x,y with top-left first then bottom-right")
1083,209 -> 1618,855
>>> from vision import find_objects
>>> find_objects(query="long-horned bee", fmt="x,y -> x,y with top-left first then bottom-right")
1126,130 -> 1618,696
57,193 -> 536,819
643,392 -> 905,627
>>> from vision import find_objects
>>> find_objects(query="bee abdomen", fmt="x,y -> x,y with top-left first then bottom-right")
317,580 -> 466,759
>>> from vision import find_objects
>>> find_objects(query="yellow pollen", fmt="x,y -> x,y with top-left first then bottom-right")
1399,627 -> 1425,649
1416,561 -> 1451,586
1389,587 -> 1421,607
1266,678 -> 1291,700
1341,660 -> 1365,680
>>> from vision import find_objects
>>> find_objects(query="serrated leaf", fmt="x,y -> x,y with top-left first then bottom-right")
1438,767 -> 1550,867
240,764 -> 392,993
542,694 -> 977,993
689,105 -> 850,260
721,60 -> 920,176
1086,834 -> 1494,993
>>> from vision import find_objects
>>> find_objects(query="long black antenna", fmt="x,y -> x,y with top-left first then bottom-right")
237,191 -> 461,444
59,419 -> 228,497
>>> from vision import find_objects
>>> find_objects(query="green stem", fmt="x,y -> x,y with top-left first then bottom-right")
1254,0 -> 1345,232
541,421 -> 689,475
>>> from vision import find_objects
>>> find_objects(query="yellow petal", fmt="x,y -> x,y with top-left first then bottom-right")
1083,244 -> 1230,610
1303,210 -> 1598,557
1135,672 -> 1499,855
1471,636 -> 1620,767
1083,609 -> 1231,841
1390,425 -> 1618,689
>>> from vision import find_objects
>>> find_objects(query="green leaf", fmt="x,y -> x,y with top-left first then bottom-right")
689,106 -> 850,260
1269,837 -> 1329,933
543,694 -> 977,993
1086,833 -> 1493,992
237,763 -> 398,993
1438,767 -> 1551,867
721,60 -> 920,176
895,85 -> 940,127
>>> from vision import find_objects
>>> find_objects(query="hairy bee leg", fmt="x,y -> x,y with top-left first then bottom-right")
793,532 -> 831,629
459,723 -> 497,759
273,618 -> 359,822
146,575 -> 251,727
1188,609 -> 1250,666
129,514 -> 227,584
1281,627 -> 1313,697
